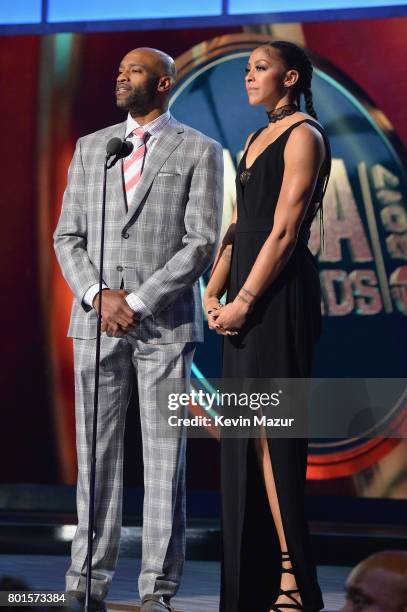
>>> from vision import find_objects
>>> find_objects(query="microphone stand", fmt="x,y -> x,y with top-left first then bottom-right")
85,152 -> 109,612
85,147 -> 126,612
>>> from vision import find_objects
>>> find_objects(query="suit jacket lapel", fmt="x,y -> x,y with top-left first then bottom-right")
124,119 -> 184,223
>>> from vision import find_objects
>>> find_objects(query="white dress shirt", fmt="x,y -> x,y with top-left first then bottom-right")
83,110 -> 171,319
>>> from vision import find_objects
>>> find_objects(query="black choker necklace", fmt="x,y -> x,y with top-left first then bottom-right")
267,103 -> 298,123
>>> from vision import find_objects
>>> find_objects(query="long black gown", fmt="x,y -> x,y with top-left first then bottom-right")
220,119 -> 331,612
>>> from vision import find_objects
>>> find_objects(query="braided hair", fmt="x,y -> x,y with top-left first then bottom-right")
267,41 -> 330,250
269,40 -> 318,119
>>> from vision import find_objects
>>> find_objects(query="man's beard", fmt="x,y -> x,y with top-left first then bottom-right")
116,76 -> 159,114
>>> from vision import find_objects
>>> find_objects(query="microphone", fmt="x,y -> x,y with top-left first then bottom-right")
105,138 -> 134,165
106,137 -> 123,158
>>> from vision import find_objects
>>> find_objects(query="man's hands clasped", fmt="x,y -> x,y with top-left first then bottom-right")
92,289 -> 139,338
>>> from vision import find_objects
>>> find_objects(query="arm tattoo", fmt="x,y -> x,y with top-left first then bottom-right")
237,293 -> 250,305
241,286 -> 257,299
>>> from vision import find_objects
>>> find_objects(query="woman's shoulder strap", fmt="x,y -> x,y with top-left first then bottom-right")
300,119 -> 331,152
292,118 -> 332,173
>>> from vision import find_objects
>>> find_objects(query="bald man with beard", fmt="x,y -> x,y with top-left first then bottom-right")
54,47 -> 223,612
341,550 -> 407,611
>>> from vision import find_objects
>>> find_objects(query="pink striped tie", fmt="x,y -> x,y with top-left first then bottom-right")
124,127 -> 148,205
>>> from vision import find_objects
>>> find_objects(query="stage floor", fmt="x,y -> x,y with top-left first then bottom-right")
0,555 -> 349,611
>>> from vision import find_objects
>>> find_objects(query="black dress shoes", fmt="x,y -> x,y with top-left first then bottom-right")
140,594 -> 172,611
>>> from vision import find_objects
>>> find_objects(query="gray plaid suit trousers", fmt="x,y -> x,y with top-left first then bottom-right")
65,335 -> 195,600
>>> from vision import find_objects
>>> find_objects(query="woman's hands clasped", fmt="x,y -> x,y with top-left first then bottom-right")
204,296 -> 226,334
204,295 -> 250,336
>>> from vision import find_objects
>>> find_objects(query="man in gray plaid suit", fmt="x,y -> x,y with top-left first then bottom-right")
54,47 -> 223,612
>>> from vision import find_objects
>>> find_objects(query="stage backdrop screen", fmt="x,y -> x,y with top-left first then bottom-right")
1,1 -> 407,32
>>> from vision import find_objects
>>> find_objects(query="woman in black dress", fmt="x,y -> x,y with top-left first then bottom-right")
204,41 -> 331,612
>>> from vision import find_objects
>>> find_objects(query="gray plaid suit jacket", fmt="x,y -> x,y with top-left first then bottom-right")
54,116 -> 224,343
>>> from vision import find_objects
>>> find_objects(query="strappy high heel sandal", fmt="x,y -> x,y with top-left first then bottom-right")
269,551 -> 304,611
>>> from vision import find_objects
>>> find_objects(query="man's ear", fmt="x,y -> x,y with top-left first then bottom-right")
157,75 -> 173,93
